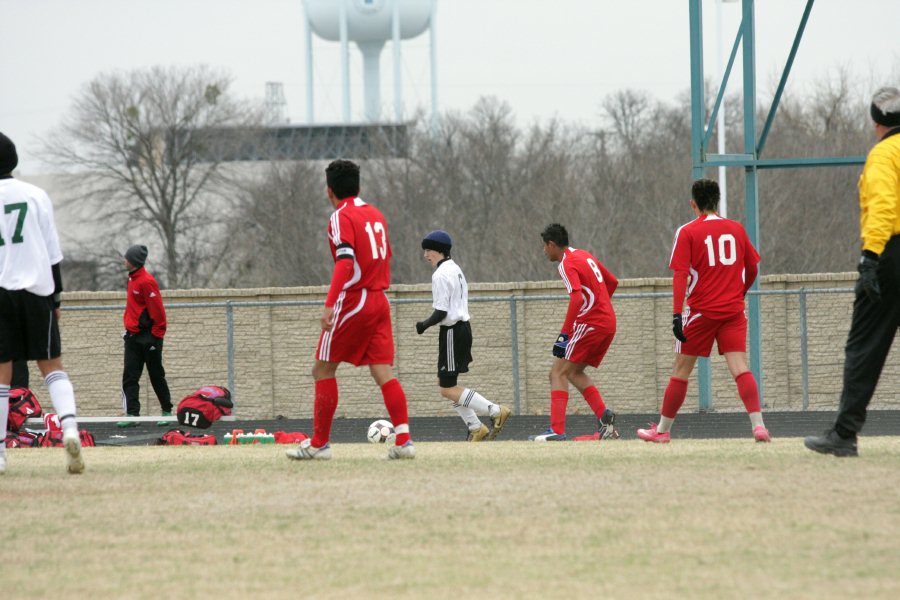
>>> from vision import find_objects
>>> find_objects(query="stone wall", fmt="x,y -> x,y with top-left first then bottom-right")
34,272 -> 898,418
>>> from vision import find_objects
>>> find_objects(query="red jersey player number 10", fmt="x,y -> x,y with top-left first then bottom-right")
669,214 -> 758,320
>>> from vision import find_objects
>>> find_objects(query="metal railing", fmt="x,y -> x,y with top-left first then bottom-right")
64,286 -> 855,414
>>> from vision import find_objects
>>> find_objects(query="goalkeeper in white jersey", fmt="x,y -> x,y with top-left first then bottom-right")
415,230 -> 511,441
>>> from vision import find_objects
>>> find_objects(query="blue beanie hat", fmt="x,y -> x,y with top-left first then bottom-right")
422,230 -> 452,256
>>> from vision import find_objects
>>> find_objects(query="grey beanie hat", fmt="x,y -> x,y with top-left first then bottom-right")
125,245 -> 148,268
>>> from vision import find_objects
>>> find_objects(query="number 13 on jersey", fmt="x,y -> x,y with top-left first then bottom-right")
364,221 -> 387,259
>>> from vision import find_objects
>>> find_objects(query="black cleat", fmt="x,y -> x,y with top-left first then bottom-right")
598,409 -> 619,440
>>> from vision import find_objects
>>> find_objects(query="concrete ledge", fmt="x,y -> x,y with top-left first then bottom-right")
52,410 -> 900,446
25,416 -> 236,426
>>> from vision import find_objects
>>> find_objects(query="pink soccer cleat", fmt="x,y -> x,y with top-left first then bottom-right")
636,423 -> 670,444
753,426 -> 771,443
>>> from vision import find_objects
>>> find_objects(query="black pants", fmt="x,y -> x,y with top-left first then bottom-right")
122,334 -> 172,416
836,235 -> 900,434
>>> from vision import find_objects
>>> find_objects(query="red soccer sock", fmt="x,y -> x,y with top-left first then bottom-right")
735,371 -> 761,414
550,390 -> 569,434
582,385 -> 607,418
311,377 -> 338,448
381,378 -> 411,445
661,377 -> 689,419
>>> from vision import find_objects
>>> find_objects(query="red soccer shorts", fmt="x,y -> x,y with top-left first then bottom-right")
316,289 -> 395,366
676,309 -> 747,357
564,322 -> 615,368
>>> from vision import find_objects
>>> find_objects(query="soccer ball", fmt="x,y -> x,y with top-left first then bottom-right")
367,419 -> 395,444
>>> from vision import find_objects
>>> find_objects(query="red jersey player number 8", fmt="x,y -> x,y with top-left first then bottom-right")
364,222 -> 387,259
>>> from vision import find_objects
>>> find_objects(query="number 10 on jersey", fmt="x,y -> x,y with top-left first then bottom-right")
703,234 -> 736,266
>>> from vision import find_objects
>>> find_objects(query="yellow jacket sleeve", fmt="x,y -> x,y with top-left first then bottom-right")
859,133 -> 900,255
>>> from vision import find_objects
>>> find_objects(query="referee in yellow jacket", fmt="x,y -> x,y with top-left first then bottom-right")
806,86 -> 900,457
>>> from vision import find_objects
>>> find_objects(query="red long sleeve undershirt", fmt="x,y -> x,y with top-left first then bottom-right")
672,271 -> 689,313
325,259 -> 354,307
561,292 -> 581,335
600,263 -> 618,297
744,261 -> 758,295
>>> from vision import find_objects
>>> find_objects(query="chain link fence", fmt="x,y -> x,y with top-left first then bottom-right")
51,285 -> 899,418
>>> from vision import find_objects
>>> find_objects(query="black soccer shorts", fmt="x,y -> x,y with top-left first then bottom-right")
437,320 -> 473,388
0,289 -> 61,362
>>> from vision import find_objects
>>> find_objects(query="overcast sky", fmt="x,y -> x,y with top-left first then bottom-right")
2,0 -> 898,175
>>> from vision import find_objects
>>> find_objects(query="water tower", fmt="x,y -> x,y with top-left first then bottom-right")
303,0 -> 438,124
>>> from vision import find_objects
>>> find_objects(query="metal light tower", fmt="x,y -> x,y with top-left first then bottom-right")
716,0 -> 739,217
265,82 -> 289,125
303,0 -> 438,125
688,0 -> 866,410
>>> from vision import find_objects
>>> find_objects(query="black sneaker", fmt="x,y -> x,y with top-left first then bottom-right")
804,429 -> 858,457
528,428 -> 567,441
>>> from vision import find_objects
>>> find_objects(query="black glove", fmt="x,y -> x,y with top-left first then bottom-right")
552,333 -> 569,358
416,309 -> 447,335
856,251 -> 881,303
672,313 -> 687,343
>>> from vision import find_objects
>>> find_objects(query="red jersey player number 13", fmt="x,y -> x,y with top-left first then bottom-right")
327,197 -> 392,294
287,159 -> 415,463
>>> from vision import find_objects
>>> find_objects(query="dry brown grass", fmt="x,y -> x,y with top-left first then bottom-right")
2,438 -> 899,599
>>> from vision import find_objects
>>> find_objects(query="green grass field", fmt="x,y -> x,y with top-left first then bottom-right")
2,439 -> 899,599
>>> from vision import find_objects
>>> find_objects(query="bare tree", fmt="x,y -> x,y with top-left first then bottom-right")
41,65 -> 263,288
227,160 -> 333,287
228,68 -> 889,289
751,68 -> 872,273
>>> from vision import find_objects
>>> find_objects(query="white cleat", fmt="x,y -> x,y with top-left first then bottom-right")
63,430 -> 85,475
0,453 -> 7,475
387,441 -> 416,460
285,438 -> 332,461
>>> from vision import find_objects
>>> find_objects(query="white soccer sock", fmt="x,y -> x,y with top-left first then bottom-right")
657,416 -> 675,434
0,385 -> 9,456
452,402 -> 483,431
748,412 -> 765,429
45,371 -> 78,434
461,388 -> 498,417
